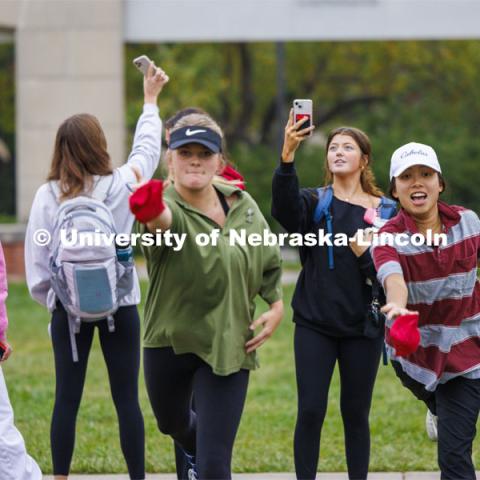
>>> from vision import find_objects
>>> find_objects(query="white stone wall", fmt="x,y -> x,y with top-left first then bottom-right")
124,0 -> 480,42
0,0 -> 124,221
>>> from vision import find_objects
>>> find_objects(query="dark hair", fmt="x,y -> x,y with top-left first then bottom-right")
47,114 -> 112,200
388,172 -> 446,199
324,126 -> 384,198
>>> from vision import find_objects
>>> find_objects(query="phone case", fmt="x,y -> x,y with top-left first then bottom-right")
293,99 -> 313,132
133,55 -> 152,76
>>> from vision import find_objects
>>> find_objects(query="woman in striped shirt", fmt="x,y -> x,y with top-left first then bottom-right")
372,142 -> 480,480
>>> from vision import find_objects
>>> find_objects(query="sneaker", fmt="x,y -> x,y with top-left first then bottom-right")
426,409 -> 438,441
183,450 -> 198,480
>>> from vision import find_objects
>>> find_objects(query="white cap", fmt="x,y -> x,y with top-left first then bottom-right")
389,142 -> 441,180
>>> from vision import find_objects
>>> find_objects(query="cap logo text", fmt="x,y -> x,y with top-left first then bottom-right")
400,149 -> 428,158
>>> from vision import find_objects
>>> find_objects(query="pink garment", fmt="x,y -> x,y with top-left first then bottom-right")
0,243 -> 8,341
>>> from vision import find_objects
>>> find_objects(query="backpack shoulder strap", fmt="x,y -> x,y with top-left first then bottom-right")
48,175 -> 115,205
313,185 -> 333,223
90,174 -> 115,202
378,196 -> 397,220
48,181 -> 61,206
313,185 -> 335,270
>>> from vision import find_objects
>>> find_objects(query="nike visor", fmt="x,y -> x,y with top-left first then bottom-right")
169,126 -> 222,153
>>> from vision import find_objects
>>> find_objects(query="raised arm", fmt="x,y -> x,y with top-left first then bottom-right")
125,63 -> 169,181
271,109 -> 315,233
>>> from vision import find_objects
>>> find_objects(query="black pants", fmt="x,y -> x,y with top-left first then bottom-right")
143,347 -> 249,480
294,324 -> 383,480
392,360 -> 480,480
50,304 -> 145,479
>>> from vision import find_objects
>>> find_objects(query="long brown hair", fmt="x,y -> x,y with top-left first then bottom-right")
324,126 -> 383,198
47,114 -> 113,200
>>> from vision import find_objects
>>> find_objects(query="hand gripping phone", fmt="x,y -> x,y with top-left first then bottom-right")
293,99 -> 313,133
133,55 -> 153,76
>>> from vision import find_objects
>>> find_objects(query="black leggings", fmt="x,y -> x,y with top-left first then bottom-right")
392,361 -> 480,480
143,347 -> 249,480
50,304 -> 145,479
294,324 -> 383,480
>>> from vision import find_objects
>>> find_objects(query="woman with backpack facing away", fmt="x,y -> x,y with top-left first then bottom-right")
128,111 -> 284,480
24,63 -> 169,480
271,111 -> 395,480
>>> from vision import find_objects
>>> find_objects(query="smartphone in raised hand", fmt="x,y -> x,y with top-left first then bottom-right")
293,99 -> 313,135
133,55 -> 153,76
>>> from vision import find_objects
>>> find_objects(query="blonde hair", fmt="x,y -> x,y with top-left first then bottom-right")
170,113 -> 223,137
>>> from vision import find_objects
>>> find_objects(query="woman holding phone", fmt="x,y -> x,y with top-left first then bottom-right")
25,63 -> 168,480
272,110 -> 395,480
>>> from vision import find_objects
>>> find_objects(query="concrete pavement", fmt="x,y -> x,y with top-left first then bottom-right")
42,473 -> 480,479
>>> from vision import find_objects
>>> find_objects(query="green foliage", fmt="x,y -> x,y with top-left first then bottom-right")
125,40 -> 480,220
0,41 -> 15,215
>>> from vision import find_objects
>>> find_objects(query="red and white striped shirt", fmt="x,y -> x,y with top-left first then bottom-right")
372,201 -> 480,391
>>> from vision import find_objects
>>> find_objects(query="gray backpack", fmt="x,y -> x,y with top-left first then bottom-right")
48,176 -> 134,362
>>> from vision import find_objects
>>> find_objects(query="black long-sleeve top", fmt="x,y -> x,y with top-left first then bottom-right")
272,162 -> 376,337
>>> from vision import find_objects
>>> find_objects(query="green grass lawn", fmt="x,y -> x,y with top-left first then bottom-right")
3,281 -> 477,475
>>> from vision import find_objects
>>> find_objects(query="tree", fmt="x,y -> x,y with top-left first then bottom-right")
125,40 -> 480,223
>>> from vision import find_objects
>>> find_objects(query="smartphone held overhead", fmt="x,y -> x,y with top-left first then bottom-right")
293,99 -> 313,135
133,55 -> 153,76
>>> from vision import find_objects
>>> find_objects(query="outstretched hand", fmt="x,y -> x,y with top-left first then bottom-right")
388,312 -> 421,357
381,302 -> 417,322
128,166 -> 166,224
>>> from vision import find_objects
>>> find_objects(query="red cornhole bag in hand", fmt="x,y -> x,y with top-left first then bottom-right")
221,165 -> 245,190
129,180 -> 165,224
390,313 -> 420,357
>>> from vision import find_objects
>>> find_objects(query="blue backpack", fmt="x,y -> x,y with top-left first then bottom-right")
313,185 -> 397,270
